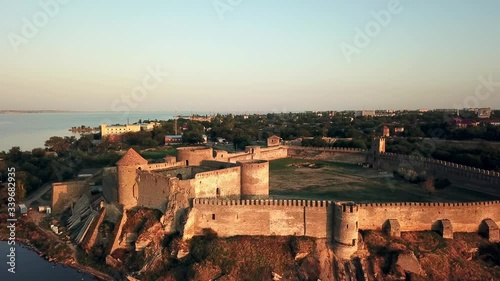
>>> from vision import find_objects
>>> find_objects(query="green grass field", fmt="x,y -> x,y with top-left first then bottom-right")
269,158 -> 498,203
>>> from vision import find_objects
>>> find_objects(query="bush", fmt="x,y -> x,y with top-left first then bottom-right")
434,178 -> 451,189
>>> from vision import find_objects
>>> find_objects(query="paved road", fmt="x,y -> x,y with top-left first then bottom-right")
23,182 -> 52,207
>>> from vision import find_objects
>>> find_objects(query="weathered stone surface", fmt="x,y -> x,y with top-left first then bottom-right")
396,251 -> 425,276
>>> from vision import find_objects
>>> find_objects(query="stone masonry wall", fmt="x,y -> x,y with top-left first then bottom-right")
102,167 -> 118,203
52,181 -> 88,213
192,167 -> 241,198
184,199 -> 500,240
184,199 -> 330,239
357,201 -> 500,232
136,171 -> 174,212
375,153 -> 500,196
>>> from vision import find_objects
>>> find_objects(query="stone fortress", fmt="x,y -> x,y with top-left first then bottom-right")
90,136 -> 500,260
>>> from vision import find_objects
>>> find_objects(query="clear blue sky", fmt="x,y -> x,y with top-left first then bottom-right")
1,0 -> 500,112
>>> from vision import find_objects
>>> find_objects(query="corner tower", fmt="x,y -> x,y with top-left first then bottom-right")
116,148 -> 148,209
333,202 -> 359,259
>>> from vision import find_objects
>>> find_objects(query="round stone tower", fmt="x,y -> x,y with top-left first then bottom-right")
333,201 -> 359,259
116,148 -> 148,209
237,159 -> 269,199
176,146 -> 213,166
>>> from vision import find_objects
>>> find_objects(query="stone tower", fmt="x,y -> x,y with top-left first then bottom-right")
372,137 -> 386,154
237,160 -> 269,199
333,202 -> 359,259
176,146 -> 213,166
116,148 -> 148,209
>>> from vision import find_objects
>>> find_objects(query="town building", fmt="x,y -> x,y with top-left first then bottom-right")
164,135 -> 183,145
355,110 -> 376,117
100,124 -> 142,137
267,135 -> 281,147
477,107 -> 492,119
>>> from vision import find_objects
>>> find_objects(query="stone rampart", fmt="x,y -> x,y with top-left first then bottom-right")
184,199 -> 333,239
375,153 -> 500,195
357,201 -> 500,232
185,199 -> 500,241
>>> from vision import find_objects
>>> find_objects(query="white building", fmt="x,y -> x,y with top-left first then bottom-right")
355,110 -> 376,117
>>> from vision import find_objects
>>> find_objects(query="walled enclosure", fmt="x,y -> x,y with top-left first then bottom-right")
107,144 -> 500,261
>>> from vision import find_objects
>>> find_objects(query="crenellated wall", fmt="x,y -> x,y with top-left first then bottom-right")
286,146 -> 367,153
184,199 -> 500,244
139,161 -> 184,171
374,153 -> 500,196
183,198 -> 333,239
357,201 -> 500,232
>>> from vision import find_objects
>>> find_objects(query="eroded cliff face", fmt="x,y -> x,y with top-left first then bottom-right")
106,218 -> 500,281
160,178 -> 193,235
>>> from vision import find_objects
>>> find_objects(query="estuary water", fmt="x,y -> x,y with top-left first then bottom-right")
0,111 -> 180,152
0,241 -> 96,281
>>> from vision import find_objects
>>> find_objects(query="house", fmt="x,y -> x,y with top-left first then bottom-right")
481,120 -> 500,126
267,135 -> 281,147
394,127 -> 405,133
448,118 -> 480,128
165,135 -> 183,145
18,204 -> 27,214
477,108 -> 492,119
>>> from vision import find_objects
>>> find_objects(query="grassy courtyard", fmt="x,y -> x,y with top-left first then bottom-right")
269,158 -> 499,203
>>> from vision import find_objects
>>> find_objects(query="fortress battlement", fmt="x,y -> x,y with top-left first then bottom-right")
194,167 -> 241,178
286,146 -> 366,153
139,161 -> 184,171
357,200 -> 500,208
378,152 -> 500,177
193,198 -> 335,207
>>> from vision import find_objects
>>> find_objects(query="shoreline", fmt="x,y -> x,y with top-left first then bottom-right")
0,238 -> 114,281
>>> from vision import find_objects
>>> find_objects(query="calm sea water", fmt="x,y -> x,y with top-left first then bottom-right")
0,241 -> 97,281
0,112 -> 183,152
